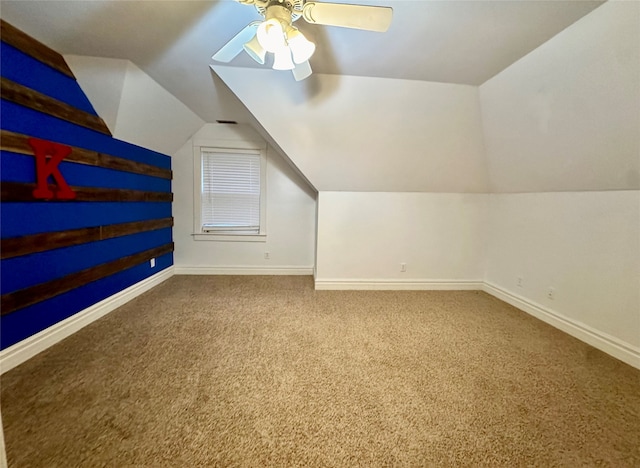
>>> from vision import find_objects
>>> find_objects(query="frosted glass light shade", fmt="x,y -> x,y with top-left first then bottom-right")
287,29 -> 315,64
256,19 -> 285,53
292,60 -> 312,81
272,47 -> 295,70
243,35 -> 266,64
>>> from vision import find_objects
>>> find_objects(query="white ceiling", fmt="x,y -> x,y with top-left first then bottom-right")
1,0 -> 604,123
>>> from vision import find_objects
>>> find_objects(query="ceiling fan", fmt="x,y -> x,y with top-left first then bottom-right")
212,0 -> 393,81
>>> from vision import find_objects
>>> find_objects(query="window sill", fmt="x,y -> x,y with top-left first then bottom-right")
192,233 -> 267,243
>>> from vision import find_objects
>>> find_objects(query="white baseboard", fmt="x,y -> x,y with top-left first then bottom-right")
174,265 -> 314,275
314,278 -> 639,369
3,271 -> 636,373
0,266 -> 175,375
482,282 -> 640,370
314,279 -> 484,290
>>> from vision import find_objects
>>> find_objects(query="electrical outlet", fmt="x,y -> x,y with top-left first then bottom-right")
150,258 -> 156,268
264,252 -> 270,260
400,263 -> 407,272
516,277 -> 523,288
547,287 -> 555,300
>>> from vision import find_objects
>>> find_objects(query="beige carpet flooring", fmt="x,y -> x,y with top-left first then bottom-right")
2,275 -> 639,466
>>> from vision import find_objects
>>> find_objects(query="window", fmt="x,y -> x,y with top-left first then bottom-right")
193,144 -> 266,241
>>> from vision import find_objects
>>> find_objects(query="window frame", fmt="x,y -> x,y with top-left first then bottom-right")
192,139 -> 267,242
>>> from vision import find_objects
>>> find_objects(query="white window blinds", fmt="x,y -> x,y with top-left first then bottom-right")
201,149 -> 261,233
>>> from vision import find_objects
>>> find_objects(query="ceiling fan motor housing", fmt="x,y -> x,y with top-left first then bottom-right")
255,0 -> 304,22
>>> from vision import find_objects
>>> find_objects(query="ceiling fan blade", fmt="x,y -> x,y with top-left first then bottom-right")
292,60 -> 312,81
302,2 -> 393,32
212,21 -> 260,63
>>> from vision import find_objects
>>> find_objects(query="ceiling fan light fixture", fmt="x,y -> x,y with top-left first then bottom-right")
272,46 -> 295,71
213,0 -> 393,81
243,34 -> 266,64
286,27 -> 315,64
256,18 -> 285,52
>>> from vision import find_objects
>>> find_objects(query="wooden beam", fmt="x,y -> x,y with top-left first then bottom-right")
1,243 -> 174,316
1,130 -> 172,180
0,20 -> 75,79
1,77 -> 111,136
1,181 -> 173,203
1,217 -> 174,260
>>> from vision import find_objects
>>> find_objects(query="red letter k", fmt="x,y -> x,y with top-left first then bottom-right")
29,138 -> 76,200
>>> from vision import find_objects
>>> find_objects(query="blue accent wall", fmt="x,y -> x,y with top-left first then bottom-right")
1,31 -> 173,350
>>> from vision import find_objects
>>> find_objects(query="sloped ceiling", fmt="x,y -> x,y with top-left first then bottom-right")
480,1 -> 640,193
0,0 -> 604,123
65,55 -> 205,156
63,55 -> 128,134
2,0 -> 622,193
213,66 -> 489,192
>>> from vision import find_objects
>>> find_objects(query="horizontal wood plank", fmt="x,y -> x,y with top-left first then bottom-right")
1,77 -> 111,136
1,181 -> 172,203
1,243 -> 174,316
1,217 -> 173,260
1,130 -> 172,180
1,20 -> 75,79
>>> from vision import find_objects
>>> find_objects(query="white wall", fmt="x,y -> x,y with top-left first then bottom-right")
173,124 -> 317,273
480,2 -> 640,368
212,66 -> 489,193
315,192 -> 488,288
66,56 -> 205,156
479,1 -> 640,193
485,192 -> 640,360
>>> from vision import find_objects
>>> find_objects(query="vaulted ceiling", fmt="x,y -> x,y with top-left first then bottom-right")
4,0 -> 635,194
1,0 -> 603,123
